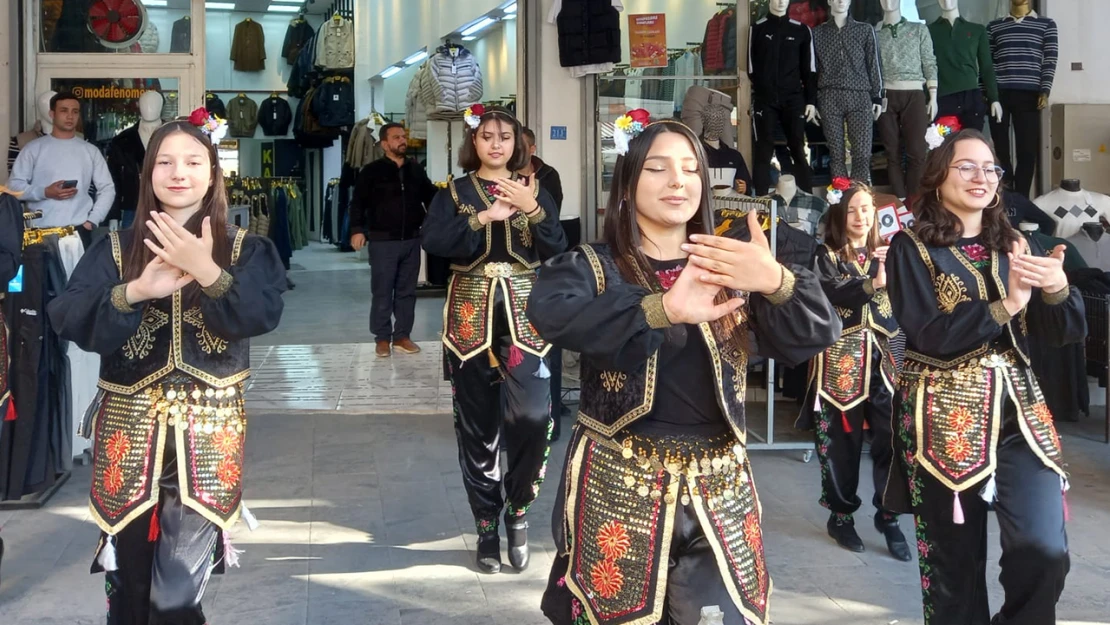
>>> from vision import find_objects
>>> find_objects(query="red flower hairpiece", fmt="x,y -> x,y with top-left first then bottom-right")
832,177 -> 851,191
188,107 -> 209,126
935,116 -> 962,133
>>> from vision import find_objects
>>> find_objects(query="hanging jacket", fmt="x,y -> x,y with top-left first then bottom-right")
287,31 -> 320,99
170,17 -> 191,53
405,63 -> 431,140
106,125 -> 145,221
205,93 -> 227,118
230,19 -> 266,72
312,76 -> 355,128
701,10 -> 731,72
293,87 -> 338,148
554,0 -> 622,68
315,16 -> 355,70
258,96 -> 293,136
282,19 -> 316,65
425,46 -> 484,119
227,95 -> 259,138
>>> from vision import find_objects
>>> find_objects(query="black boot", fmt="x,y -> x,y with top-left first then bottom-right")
874,512 -> 912,562
505,513 -> 530,571
476,531 -> 501,574
827,513 -> 864,552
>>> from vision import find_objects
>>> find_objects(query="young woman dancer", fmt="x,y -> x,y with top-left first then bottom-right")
885,128 -> 1084,624
49,112 -> 287,624
421,106 -> 566,574
798,180 -> 910,561
530,114 -> 840,625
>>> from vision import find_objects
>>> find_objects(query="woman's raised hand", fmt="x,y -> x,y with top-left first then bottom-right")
682,210 -> 784,295
661,261 -> 745,325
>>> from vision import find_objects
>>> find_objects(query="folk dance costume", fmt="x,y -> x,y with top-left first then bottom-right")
885,230 -> 1084,625
48,227 -> 287,625
798,244 -> 905,555
531,245 -> 840,625
421,172 -> 566,570
0,193 -> 22,577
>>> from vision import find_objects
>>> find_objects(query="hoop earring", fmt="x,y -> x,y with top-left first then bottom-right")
935,189 -> 942,202
986,192 -> 1001,209
619,198 -> 627,213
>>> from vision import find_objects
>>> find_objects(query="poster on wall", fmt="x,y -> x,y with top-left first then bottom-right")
629,13 -> 667,68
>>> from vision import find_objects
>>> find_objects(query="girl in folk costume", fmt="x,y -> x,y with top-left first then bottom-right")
797,179 -> 911,561
0,187 -> 22,578
885,127 -> 1084,624
49,111 -> 287,625
421,106 -> 566,574
530,113 -> 840,625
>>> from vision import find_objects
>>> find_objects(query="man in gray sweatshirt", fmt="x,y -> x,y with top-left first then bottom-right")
9,92 -> 115,247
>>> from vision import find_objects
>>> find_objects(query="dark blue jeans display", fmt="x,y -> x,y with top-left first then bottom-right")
369,238 -> 421,342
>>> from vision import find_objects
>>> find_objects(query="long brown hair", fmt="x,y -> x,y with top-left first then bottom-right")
457,108 -> 529,173
913,129 -> 1019,252
602,120 -> 744,352
123,122 -> 232,300
825,181 -> 883,263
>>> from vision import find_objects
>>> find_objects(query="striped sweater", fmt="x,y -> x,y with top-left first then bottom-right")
987,12 -> 1058,93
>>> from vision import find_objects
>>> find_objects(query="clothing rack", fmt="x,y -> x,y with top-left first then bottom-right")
1081,292 -> 1110,443
23,226 -> 76,249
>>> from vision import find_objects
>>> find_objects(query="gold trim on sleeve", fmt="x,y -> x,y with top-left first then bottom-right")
1042,286 -> 1070,306
764,266 -> 795,306
989,300 -> 1013,326
641,293 -> 672,329
862,278 -> 875,296
201,271 -> 234,300
526,206 -> 546,225
111,284 -> 136,313
467,214 -> 484,231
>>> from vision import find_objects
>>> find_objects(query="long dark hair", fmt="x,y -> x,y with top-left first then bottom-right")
123,122 -> 232,299
457,108 -> 529,173
913,129 -> 1019,252
602,120 -> 744,351
825,181 -> 883,263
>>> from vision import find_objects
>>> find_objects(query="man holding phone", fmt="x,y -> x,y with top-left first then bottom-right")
9,92 -> 115,249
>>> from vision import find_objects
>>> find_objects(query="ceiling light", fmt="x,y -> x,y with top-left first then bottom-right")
271,0 -> 303,3
461,17 -> 495,37
403,49 -> 428,65
504,3 -> 517,13
268,4 -> 301,11
205,2 -> 236,9
462,36 -> 476,41
380,65 -> 404,79
144,0 -> 168,6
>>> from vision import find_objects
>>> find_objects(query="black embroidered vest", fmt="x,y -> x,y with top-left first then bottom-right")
447,173 -> 544,271
98,227 -> 251,394
576,244 -> 751,444
821,244 -> 899,338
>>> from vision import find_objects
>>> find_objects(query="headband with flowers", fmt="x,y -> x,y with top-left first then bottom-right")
188,107 -> 229,144
613,108 -> 651,155
463,103 -> 486,129
825,176 -> 851,205
925,115 -> 962,151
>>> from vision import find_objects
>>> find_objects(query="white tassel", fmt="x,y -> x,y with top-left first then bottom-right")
813,392 -> 821,412
223,532 -> 244,568
241,503 -> 260,531
534,359 -> 551,380
97,536 -> 119,572
979,473 -> 997,504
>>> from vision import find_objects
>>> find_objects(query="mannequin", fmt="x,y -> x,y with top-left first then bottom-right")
1033,178 -> 1110,239
7,91 -> 56,175
701,104 -> 752,195
813,0 -> 884,183
777,175 -> 798,207
877,0 -> 937,198
749,0 -> 818,195
929,0 -> 1003,132
987,0 -> 1058,197
107,91 -> 164,227
772,173 -> 828,230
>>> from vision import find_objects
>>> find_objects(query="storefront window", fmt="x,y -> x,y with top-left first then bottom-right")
50,77 -> 180,145
40,0 -> 194,53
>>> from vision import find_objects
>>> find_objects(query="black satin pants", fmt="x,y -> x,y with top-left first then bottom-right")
446,298 -> 552,530
808,348 -> 897,518
100,434 -> 221,625
908,414 -> 1069,625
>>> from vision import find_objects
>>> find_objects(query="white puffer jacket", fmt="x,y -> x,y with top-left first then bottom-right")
405,63 -> 431,140
423,46 -> 484,120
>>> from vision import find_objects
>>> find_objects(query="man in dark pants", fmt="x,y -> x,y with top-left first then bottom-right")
519,127 -> 569,441
350,123 -> 438,358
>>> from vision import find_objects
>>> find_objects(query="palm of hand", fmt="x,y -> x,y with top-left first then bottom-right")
666,264 -> 727,324
486,199 -> 517,222
139,258 -> 190,300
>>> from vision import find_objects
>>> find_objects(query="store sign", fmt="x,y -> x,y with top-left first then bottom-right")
629,13 -> 667,69
70,85 -> 148,100
550,126 -> 567,140
261,142 -> 275,178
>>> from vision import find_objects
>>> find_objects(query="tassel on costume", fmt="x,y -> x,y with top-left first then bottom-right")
952,491 -> 965,524
979,473 -> 997,504
241,504 -> 260,531
507,345 -> 524,370
813,393 -> 821,412
3,401 -> 15,421
97,536 -> 119,572
148,503 -> 161,542
841,412 -> 853,433
534,359 -> 551,379
488,349 -> 500,369
223,533 -> 243,568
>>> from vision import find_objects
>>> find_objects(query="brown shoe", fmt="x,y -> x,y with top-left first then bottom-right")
375,340 -> 392,358
394,338 -> 421,354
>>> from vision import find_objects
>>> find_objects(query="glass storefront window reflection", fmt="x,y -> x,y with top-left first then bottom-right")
40,0 -> 193,53
50,78 -> 180,146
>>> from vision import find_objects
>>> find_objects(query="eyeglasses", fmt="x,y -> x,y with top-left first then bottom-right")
950,164 -> 1005,182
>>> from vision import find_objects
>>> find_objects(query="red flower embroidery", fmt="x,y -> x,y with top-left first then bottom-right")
459,301 -> 476,321
590,559 -> 624,599
917,539 -> 930,558
837,354 -> 855,372
211,428 -> 241,457
456,320 -> 476,342
922,575 -> 931,590
188,107 -> 209,126
837,372 -> 854,392
103,464 -> 125,495
627,108 -> 651,125
947,406 -> 974,435
945,434 -> 972,463
596,520 -> 632,561
104,430 -> 131,464
960,243 -> 989,262
743,511 -> 763,553
216,458 -> 241,489
655,266 -> 682,291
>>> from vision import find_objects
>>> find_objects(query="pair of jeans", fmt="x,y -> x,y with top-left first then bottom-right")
878,89 -> 930,198
369,238 -> 421,342
938,88 -> 988,132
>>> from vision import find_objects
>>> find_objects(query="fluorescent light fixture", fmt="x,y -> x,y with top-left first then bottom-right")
461,17 -> 495,37
144,0 -> 168,6
268,4 -> 301,11
462,36 -> 476,41
403,49 -> 428,65
504,3 -> 517,13
272,0 -> 304,3
205,2 -> 236,9
380,65 -> 404,79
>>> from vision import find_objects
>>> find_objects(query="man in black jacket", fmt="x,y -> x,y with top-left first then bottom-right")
351,123 -> 439,358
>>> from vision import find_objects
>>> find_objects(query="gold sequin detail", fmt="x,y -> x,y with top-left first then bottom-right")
110,284 -> 135,313
640,293 -> 672,328
764,265 -> 795,306
200,270 -> 234,300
